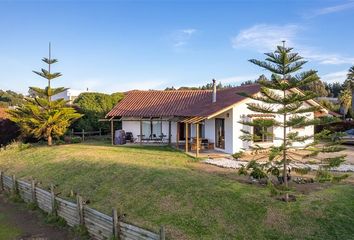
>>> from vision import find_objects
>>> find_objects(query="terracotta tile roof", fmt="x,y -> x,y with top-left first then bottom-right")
106,84 -> 260,118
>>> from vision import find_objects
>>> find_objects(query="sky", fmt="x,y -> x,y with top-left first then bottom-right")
0,0 -> 354,94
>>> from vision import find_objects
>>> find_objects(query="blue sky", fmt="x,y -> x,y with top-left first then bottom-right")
0,0 -> 354,94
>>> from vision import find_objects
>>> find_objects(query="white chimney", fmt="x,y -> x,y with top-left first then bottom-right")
212,79 -> 216,103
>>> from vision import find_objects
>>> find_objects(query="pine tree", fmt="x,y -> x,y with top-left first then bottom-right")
239,43 -> 346,201
8,44 -> 82,145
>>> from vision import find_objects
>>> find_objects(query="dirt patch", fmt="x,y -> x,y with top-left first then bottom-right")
0,194 -> 75,240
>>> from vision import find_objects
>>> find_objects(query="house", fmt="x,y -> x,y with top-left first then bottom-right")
52,88 -> 88,104
106,81 -> 328,156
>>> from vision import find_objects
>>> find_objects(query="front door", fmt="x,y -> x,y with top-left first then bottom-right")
215,118 -> 225,149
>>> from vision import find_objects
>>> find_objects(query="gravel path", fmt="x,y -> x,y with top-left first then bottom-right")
202,158 -> 354,172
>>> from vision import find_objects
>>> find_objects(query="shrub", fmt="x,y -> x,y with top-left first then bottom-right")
232,151 -> 244,159
250,167 -> 267,179
238,165 -> 248,175
71,137 -> 82,144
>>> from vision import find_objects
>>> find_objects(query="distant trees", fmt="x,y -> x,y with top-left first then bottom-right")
73,92 -> 124,131
165,82 -> 233,90
298,72 -> 328,97
0,90 -> 25,107
8,46 -> 82,146
325,82 -> 343,98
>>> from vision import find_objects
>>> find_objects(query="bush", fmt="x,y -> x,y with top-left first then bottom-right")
4,141 -> 31,151
232,151 -> 244,159
238,165 -> 248,175
250,167 -> 267,179
71,137 -> 82,144
0,117 -> 20,147
72,92 -> 124,132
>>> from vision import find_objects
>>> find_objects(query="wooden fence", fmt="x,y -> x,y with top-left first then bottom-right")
71,129 -> 105,141
0,171 -> 165,240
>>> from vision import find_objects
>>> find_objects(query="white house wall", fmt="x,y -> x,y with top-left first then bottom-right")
232,96 -> 315,153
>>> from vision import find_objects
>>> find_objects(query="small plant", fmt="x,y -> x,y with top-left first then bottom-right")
55,139 -> 66,145
45,213 -> 67,228
246,160 -> 267,180
27,202 -> 38,211
332,174 -> 349,183
316,169 -> 332,183
232,151 -> 244,159
267,181 -> 280,197
4,141 -> 31,151
72,225 -> 90,239
238,165 -> 248,176
71,137 -> 82,144
250,167 -> 267,179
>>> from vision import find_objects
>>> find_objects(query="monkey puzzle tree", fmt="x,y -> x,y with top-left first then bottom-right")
8,44 -> 82,145
239,44 -> 346,201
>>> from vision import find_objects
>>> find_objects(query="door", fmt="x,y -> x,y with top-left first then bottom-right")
178,122 -> 191,141
215,118 -> 225,149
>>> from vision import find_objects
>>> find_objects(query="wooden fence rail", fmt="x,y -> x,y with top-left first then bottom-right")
0,171 -> 165,240
71,129 -> 104,141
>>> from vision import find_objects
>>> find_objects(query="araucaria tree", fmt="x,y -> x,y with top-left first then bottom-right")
240,44 -> 346,200
9,45 -> 82,145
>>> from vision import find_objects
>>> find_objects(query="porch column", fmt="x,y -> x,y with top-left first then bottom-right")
168,121 -> 171,145
111,119 -> 114,145
176,123 -> 179,149
185,123 -> 189,152
140,120 -> 142,145
196,123 -> 199,157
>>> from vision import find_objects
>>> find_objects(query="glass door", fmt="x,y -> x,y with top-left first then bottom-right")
215,118 -> 225,149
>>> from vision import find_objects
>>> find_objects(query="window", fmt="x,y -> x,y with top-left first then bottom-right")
253,126 -> 273,142
141,120 -> 162,138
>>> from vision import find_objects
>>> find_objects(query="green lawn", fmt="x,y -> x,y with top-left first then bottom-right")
0,142 -> 354,239
0,213 -> 21,240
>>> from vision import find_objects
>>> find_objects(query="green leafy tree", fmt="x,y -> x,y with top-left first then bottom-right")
8,45 -> 82,145
298,73 -> 328,97
73,92 -> 124,131
239,44 -> 346,201
324,82 -> 343,98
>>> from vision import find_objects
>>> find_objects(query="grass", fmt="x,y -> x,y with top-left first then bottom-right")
0,141 -> 354,239
0,213 -> 21,240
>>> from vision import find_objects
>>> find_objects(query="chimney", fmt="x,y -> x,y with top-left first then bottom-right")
212,79 -> 216,103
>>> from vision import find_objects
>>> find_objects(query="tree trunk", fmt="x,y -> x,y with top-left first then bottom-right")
48,135 -> 52,146
283,91 -> 289,202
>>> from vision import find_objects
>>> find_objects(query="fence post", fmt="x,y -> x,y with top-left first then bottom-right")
31,179 -> 36,203
50,184 -> 56,215
112,208 -> 120,239
0,171 -> 3,192
159,225 -> 165,240
71,129 -> 74,137
99,128 -> 102,137
11,175 -> 16,193
82,129 -> 85,142
77,195 -> 84,225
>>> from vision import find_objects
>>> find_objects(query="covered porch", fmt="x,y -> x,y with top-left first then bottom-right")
107,115 -> 222,158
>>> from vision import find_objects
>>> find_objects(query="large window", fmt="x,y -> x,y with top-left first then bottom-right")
141,120 -> 162,138
253,126 -> 273,142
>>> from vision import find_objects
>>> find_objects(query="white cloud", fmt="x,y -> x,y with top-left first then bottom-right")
321,70 -> 348,83
232,24 -> 299,52
170,28 -> 197,47
311,1 -> 354,17
232,24 -> 354,65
